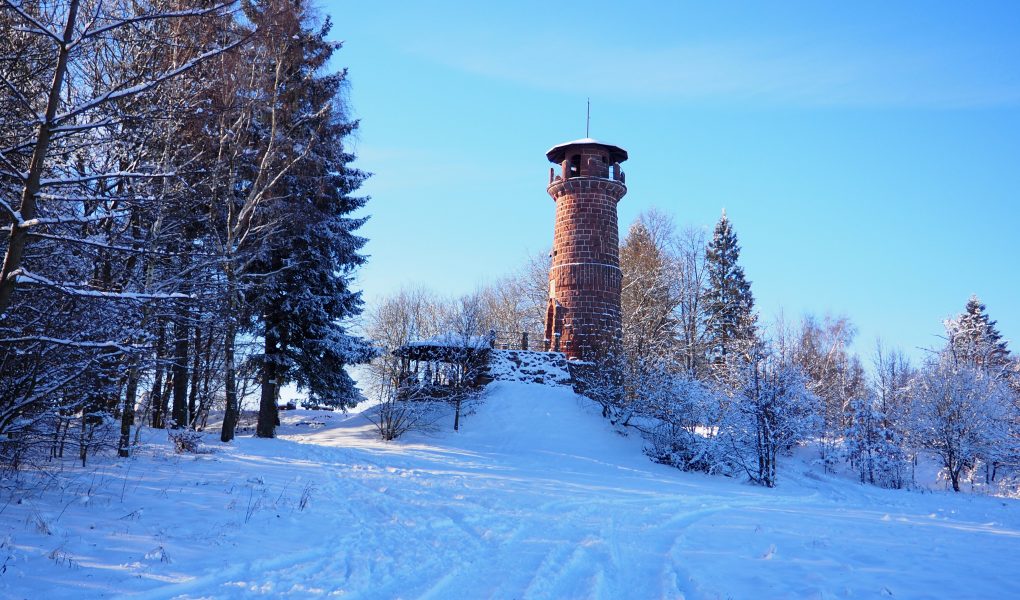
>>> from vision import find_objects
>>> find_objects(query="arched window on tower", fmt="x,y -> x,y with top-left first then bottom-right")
569,154 -> 581,178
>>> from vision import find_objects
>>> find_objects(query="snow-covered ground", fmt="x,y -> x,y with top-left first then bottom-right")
3,381 -> 1020,599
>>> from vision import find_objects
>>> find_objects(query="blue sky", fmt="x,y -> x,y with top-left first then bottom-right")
326,1 -> 1020,364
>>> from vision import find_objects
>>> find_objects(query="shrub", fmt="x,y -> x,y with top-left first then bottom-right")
168,430 -> 203,454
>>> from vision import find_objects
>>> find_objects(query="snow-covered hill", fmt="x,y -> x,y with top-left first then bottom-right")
3,381 -> 1020,599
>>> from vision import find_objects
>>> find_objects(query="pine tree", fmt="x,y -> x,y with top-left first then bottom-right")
704,210 -> 757,370
252,1 -> 376,437
946,295 -> 1010,375
845,393 -> 910,488
939,296 -> 1016,485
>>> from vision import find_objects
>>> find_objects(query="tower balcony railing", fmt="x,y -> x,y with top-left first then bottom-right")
489,330 -> 559,352
549,161 -> 625,184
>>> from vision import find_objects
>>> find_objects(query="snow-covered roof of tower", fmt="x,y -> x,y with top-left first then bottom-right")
546,138 -> 628,164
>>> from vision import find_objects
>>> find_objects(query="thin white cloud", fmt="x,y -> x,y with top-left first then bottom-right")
411,35 -> 1020,108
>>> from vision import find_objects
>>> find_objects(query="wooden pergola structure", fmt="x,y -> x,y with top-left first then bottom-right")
392,335 -> 493,398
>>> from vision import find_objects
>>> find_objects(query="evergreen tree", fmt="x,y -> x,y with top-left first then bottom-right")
252,1 -> 376,437
946,295 -> 1010,375
938,296 -> 1016,484
704,210 -> 757,370
844,393 -> 910,489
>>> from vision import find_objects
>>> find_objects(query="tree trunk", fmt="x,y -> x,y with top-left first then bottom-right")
118,362 -> 140,457
171,316 -> 189,428
150,324 -> 168,428
198,321 -> 214,429
220,268 -> 239,442
256,313 -> 279,438
220,320 -> 238,441
948,450 -> 961,492
0,0 -> 80,315
188,324 -> 201,428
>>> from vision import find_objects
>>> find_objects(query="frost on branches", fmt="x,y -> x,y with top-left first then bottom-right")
720,346 -> 818,488
909,302 -> 1019,492
0,0 -> 242,467
0,0 -> 374,468
624,341 -> 817,488
912,356 -> 1016,492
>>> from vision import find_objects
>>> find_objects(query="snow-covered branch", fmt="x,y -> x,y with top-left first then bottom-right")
0,0 -> 62,43
12,269 -> 191,301
69,2 -> 239,50
53,40 -> 242,124
0,335 -> 142,353
0,71 -> 40,117
39,171 -> 176,187
0,198 -> 21,223
19,210 -> 130,228
26,232 -> 211,257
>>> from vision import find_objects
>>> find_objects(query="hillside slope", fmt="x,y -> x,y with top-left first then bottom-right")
3,381 -> 1019,599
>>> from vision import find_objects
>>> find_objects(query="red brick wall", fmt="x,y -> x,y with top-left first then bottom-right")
546,162 -> 627,361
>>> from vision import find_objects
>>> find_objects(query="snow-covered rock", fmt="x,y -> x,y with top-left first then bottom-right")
484,349 -> 572,386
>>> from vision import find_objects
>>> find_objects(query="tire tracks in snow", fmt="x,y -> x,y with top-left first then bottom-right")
118,424 -> 766,599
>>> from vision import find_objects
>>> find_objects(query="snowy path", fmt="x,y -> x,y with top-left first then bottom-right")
3,381 -> 1020,599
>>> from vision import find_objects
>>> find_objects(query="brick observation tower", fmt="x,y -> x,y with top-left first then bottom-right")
543,138 -> 628,361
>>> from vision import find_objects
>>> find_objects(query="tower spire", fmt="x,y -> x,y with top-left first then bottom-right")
586,98 -> 590,138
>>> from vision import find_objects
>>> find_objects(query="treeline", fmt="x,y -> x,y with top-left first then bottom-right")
613,210 -> 1019,490
368,209 -> 1020,491
0,0 -> 372,470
